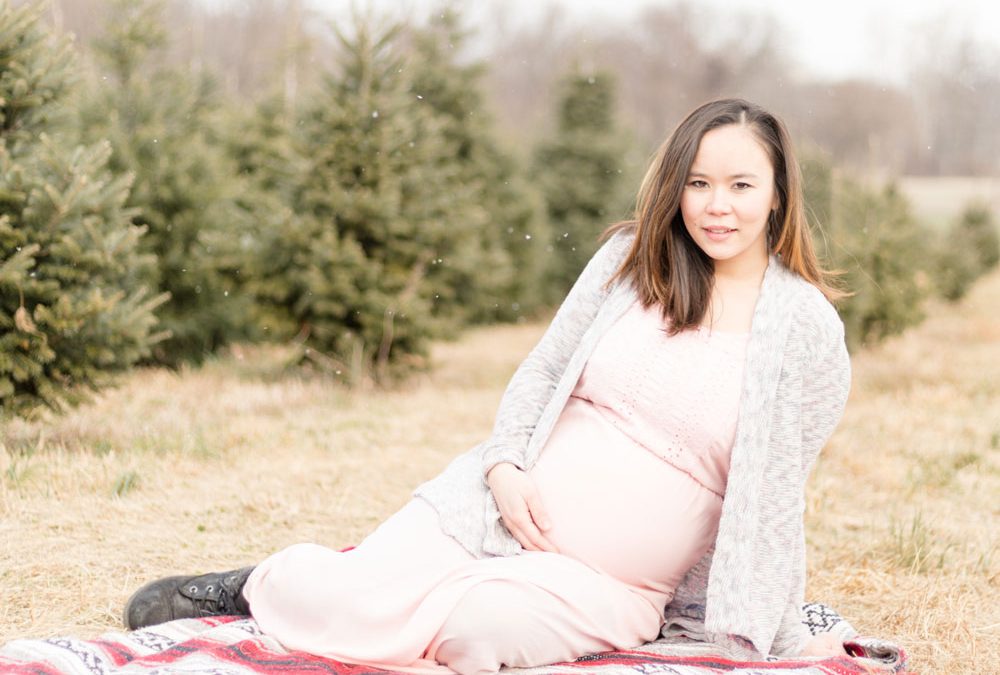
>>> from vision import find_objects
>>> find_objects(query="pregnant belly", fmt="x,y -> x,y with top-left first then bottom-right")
528,397 -> 722,600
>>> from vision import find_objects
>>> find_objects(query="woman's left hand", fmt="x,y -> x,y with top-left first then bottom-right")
799,632 -> 849,658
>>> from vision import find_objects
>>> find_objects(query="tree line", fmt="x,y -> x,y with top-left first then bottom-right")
0,0 -> 997,417
41,0 -> 1000,177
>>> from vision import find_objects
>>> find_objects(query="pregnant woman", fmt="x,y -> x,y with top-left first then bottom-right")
123,97 -> 852,673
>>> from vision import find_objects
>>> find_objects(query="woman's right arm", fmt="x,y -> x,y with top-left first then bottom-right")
480,231 -> 632,553
479,230 -> 631,476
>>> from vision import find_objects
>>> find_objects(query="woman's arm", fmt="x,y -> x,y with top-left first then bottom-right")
479,231 -> 631,554
798,319 -> 852,474
479,231 -> 630,475
771,312 -> 851,657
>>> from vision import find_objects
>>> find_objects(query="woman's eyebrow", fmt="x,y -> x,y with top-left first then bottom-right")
687,171 -> 761,180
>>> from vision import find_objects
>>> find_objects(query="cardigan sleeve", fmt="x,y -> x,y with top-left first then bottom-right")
799,320 -> 851,473
770,312 -> 851,657
480,231 -> 628,476
769,526 -> 812,656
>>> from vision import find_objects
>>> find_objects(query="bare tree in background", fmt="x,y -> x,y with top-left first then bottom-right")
786,80 -> 920,176
39,0 -> 322,103
191,0 -> 317,103
479,2 -> 795,155
478,2 -> 570,151
601,4 -> 793,150
908,26 -> 1000,175
590,3 -> 707,148
34,0 -> 1000,177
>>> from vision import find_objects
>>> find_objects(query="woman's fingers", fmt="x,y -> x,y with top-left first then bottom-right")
505,521 -> 538,552
504,499 -> 559,553
522,490 -> 559,553
500,513 -> 536,551
823,633 -> 847,656
521,520 -> 560,553
801,632 -> 849,657
524,489 -> 552,532
518,477 -> 558,553
507,518 -> 558,553
487,463 -> 559,553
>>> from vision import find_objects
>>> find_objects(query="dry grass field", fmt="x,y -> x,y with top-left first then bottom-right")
2,270 -> 999,674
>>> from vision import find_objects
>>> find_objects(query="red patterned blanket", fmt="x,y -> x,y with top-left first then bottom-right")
0,615 -> 913,675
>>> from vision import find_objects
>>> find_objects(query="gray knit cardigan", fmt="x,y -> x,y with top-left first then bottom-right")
414,229 -> 851,659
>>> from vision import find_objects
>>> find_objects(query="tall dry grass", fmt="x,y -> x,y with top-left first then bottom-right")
2,271 -> 999,673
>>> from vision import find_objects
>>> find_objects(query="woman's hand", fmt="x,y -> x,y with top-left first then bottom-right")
486,462 -> 559,553
799,632 -> 849,658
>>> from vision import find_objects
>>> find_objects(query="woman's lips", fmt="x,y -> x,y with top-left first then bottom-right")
703,226 -> 736,242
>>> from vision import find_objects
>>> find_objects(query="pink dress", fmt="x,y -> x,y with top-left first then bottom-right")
529,301 -> 746,610
243,302 -> 749,675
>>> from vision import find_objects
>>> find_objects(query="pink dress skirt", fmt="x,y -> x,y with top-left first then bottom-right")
243,303 -> 747,675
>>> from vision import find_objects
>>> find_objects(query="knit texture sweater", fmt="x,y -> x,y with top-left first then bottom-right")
413,228 -> 851,659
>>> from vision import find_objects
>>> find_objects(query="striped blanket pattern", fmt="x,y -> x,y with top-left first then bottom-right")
0,605 -> 912,675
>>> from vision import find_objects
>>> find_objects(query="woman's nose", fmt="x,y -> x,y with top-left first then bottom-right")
707,190 -> 732,214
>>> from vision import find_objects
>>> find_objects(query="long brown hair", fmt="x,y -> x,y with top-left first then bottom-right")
606,98 -> 842,333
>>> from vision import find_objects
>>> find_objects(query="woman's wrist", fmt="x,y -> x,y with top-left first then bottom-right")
486,461 -> 519,485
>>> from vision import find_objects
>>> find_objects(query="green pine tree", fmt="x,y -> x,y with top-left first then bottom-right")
829,180 -> 931,348
800,151 -> 834,240
215,93 -> 303,342
0,1 -> 164,417
226,10 -> 557,381
933,203 -> 1000,301
246,17 -> 471,381
533,71 -> 631,301
962,204 -> 1000,272
78,0 -> 253,365
406,8 -> 549,322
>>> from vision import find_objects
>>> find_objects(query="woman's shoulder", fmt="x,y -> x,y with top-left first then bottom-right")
772,262 -> 845,341
584,225 -> 637,278
599,225 -> 637,258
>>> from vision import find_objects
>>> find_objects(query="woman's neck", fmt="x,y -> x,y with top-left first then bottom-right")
712,249 -> 769,287
703,254 -> 769,333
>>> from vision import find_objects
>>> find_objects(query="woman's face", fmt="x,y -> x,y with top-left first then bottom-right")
680,124 -> 778,276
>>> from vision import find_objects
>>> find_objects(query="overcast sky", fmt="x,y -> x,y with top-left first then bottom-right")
310,0 -> 1000,84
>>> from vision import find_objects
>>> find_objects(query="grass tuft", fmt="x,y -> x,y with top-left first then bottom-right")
886,512 -> 953,574
111,471 -> 140,497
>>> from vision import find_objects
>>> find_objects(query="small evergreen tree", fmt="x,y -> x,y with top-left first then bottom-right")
0,2 -> 164,416
218,93 -> 304,342
229,8 -> 556,379
800,151 -> 834,239
962,204 -> 1000,272
933,203 -> 1000,301
828,180 -> 931,348
79,0 -> 253,365
243,17 -> 493,381
406,9 -> 549,322
533,71 -> 630,301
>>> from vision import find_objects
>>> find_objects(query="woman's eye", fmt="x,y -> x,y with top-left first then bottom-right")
688,180 -> 709,188
733,182 -> 752,190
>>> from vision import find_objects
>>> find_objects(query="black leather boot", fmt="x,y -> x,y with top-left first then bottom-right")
123,566 -> 255,630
